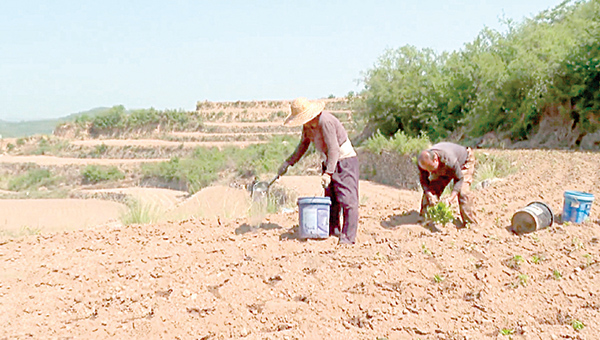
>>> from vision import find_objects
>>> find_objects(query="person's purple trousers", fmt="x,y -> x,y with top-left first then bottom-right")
324,156 -> 359,244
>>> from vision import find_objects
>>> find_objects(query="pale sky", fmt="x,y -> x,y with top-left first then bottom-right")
0,0 -> 564,121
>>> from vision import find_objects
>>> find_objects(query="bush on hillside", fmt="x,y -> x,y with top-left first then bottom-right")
359,0 -> 600,143
142,136 -> 300,194
8,168 -> 56,191
363,130 -> 431,156
81,165 -> 125,184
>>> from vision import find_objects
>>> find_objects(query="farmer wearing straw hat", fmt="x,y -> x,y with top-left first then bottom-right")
278,97 -> 360,244
417,142 -> 478,226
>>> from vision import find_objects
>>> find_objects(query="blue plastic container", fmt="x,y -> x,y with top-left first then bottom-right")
298,197 -> 331,239
562,190 -> 594,223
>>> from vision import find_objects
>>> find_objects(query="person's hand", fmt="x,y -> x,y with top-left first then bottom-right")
277,162 -> 290,176
443,192 -> 458,206
321,173 -> 332,188
425,191 -> 437,205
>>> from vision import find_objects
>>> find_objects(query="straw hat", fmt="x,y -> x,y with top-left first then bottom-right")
283,97 -> 325,126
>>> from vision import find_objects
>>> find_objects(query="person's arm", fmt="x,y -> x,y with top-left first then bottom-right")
419,166 -> 431,193
451,161 -> 465,193
285,128 -> 310,166
321,119 -> 340,175
443,161 -> 464,204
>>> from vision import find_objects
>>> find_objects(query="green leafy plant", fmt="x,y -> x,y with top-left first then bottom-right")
571,319 -> 584,331
424,202 -> 454,225
499,328 -> 514,336
433,274 -> 444,283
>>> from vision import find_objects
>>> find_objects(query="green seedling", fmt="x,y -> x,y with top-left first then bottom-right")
504,255 -> 523,270
517,274 -> 529,286
583,253 -> 593,266
552,269 -> 562,280
425,202 -> 454,226
421,243 -> 432,256
499,328 -> 514,335
433,274 -> 444,283
494,216 -> 502,227
572,237 -> 584,250
530,234 -> 540,242
513,255 -> 523,264
572,319 -> 584,331
531,254 -> 541,264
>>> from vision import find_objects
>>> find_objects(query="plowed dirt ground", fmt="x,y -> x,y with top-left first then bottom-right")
0,149 -> 599,339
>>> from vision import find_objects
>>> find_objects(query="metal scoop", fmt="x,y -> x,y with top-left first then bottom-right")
251,175 -> 279,199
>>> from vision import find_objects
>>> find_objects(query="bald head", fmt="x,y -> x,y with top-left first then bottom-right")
418,149 -> 439,172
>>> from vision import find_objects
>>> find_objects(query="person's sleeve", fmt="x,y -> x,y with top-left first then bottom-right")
419,166 -> 431,193
321,120 -> 340,175
285,128 -> 310,166
451,161 -> 464,193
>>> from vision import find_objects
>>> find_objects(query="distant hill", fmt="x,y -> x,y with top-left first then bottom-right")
0,107 -> 110,138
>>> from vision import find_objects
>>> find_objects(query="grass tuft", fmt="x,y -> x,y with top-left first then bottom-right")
120,199 -> 163,226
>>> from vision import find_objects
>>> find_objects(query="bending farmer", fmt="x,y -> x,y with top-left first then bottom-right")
417,142 -> 477,226
278,97 -> 359,244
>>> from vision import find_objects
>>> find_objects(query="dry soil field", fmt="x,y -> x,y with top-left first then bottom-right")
0,100 -> 598,339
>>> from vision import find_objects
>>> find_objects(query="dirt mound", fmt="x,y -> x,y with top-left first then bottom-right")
166,185 -> 253,221
0,149 -> 599,339
79,187 -> 189,209
0,199 -> 125,238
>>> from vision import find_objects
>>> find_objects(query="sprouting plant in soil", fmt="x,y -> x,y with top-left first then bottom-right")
433,274 -> 444,283
571,319 -> 585,331
421,243 -> 432,256
517,274 -> 529,286
531,254 -> 543,264
552,269 -> 562,280
425,202 -> 454,225
582,253 -> 595,268
503,254 -> 524,270
571,237 -> 584,250
499,328 -> 514,336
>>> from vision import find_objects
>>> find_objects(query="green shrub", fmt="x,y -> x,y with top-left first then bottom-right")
364,130 -> 431,155
359,1 -> 600,141
34,138 -> 69,156
8,168 -> 55,191
81,165 -> 125,184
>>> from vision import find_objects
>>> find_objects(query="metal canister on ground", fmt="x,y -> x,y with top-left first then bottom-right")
510,201 -> 554,234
